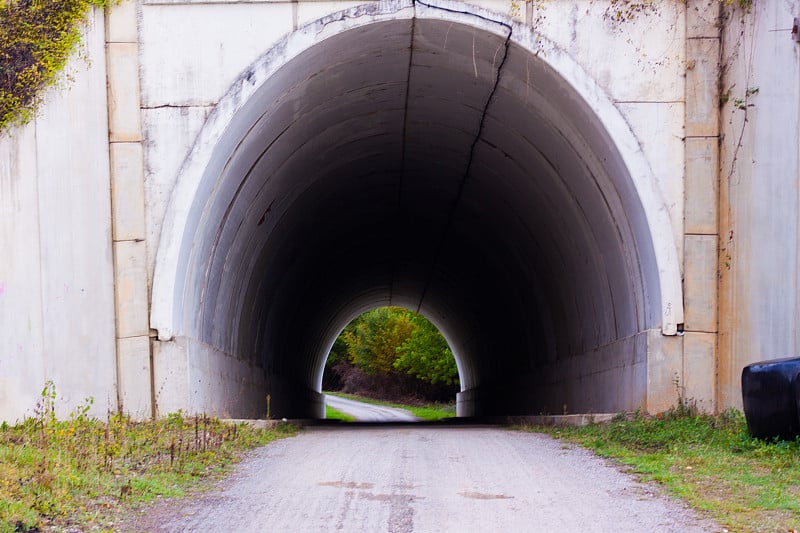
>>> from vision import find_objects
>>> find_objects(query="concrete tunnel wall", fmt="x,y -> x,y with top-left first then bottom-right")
150,2 -> 684,419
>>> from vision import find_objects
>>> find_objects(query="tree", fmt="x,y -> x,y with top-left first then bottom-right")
394,314 -> 459,386
341,307 -> 414,375
323,306 -> 460,399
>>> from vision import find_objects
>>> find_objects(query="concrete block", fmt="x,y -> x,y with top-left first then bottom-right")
684,137 -> 718,235
152,338 -> 189,417
107,42 -> 142,142
683,331 -> 716,412
647,330 -> 683,413
686,0 -> 720,39
117,335 -> 152,418
106,0 -> 138,43
110,142 -> 147,241
684,234 -> 717,332
113,240 -> 150,338
685,37 -> 719,138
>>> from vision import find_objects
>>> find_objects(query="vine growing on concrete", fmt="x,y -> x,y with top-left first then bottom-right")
719,0 -> 759,184
717,0 -> 759,274
509,0 -> 753,27
0,0 -> 112,134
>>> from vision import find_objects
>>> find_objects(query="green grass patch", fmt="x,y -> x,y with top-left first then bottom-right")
1,385 -> 297,532
324,392 -> 456,421
521,408 -> 800,532
325,405 -> 356,422
403,404 -> 457,422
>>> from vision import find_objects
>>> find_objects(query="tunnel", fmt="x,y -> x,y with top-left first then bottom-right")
150,3 -> 683,419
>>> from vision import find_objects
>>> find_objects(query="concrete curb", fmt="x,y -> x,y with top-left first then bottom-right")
500,414 -> 618,427
220,418 -> 315,428
223,414 -> 619,429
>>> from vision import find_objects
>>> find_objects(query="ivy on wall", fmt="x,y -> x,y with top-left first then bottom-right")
0,0 -> 111,133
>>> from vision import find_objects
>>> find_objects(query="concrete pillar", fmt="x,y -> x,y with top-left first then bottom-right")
647,331 -> 685,413
682,0 -> 720,412
106,0 -> 153,418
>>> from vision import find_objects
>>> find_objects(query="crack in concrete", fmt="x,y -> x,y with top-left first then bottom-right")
413,0 -> 514,313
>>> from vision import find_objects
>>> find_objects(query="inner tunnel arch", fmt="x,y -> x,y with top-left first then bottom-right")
316,304 -> 464,397
150,1 -> 683,419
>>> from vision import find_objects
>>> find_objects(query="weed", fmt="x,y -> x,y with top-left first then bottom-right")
0,387 -> 297,532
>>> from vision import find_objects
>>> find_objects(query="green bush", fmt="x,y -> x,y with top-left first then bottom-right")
0,0 -> 111,132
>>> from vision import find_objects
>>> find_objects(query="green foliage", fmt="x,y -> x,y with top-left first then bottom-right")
526,408 -> 800,531
335,307 -> 459,387
325,334 -> 349,369
0,383 -> 296,532
342,307 -> 415,375
0,0 -> 112,132
394,314 -> 459,386
722,0 -> 753,9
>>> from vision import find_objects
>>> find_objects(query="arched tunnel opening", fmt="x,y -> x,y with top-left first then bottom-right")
151,6 -> 682,420
322,306 -> 461,408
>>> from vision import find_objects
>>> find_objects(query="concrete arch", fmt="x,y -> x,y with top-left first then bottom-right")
150,0 -> 683,418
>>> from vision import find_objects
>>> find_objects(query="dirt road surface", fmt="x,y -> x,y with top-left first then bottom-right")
325,394 -> 419,422
123,426 -> 719,532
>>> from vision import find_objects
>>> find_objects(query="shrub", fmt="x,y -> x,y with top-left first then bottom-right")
0,0 -> 111,132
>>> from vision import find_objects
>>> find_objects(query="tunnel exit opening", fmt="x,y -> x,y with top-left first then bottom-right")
149,2 -> 683,421
322,306 -> 460,417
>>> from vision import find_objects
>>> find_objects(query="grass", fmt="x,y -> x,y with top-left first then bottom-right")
521,406 -> 800,532
324,392 -> 456,421
0,385 -> 297,533
325,405 -> 356,422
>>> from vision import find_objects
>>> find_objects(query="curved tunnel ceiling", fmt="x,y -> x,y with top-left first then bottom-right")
160,10 -> 671,414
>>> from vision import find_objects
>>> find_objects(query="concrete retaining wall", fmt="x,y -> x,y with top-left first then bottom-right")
718,0 -> 800,409
0,8 -> 117,421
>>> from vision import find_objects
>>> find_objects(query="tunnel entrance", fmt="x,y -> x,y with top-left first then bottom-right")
150,3 -> 683,420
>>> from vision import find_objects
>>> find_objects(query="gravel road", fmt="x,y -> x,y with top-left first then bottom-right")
325,394 -> 419,422
122,425 -> 719,532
